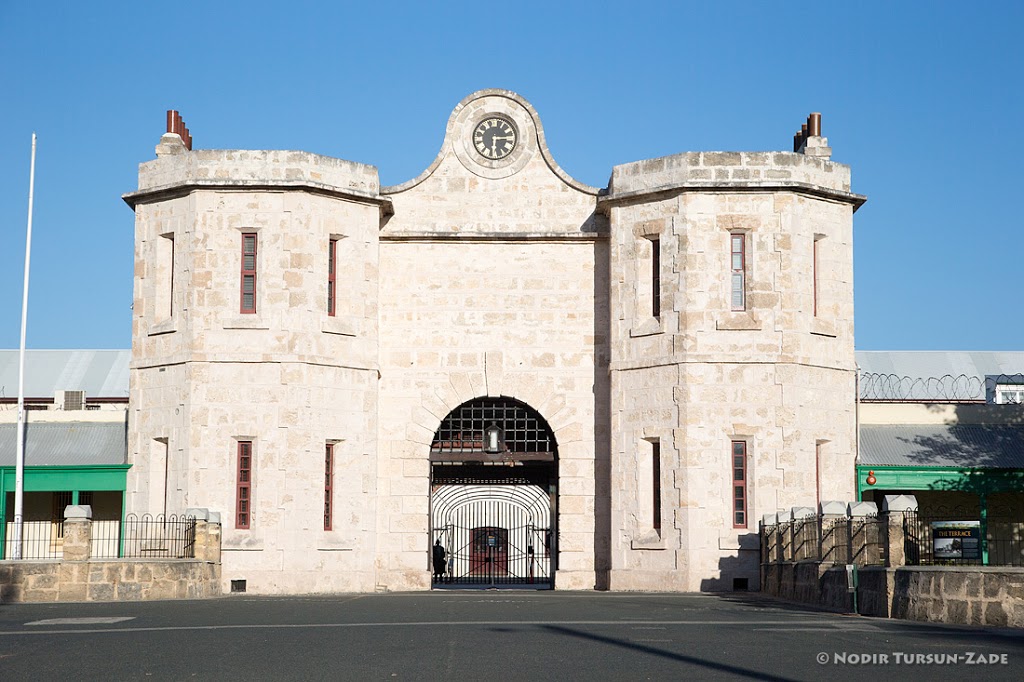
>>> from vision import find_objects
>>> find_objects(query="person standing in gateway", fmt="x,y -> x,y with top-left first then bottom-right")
432,540 -> 447,582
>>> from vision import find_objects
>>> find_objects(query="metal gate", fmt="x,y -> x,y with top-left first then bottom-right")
431,482 -> 553,587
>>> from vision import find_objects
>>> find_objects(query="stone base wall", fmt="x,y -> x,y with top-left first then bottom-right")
0,560 -> 221,603
762,562 -> 852,612
891,567 -> 1024,627
762,562 -> 1024,627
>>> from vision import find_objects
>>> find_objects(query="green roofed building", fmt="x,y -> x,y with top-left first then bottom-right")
0,350 -> 130,559
856,351 -> 1024,564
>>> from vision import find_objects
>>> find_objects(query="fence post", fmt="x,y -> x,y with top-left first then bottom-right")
205,512 -> 222,564
819,501 -> 847,563
847,501 -> 878,565
63,505 -> 93,561
882,495 -> 917,568
186,508 -> 221,563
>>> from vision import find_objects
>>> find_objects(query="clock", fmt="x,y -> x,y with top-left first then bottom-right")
473,116 -> 517,160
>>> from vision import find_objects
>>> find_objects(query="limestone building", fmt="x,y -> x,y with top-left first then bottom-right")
122,90 -> 865,594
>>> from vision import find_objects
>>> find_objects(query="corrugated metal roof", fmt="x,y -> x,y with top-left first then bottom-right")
857,350 -> 1024,378
860,424 -> 1024,468
0,422 -> 128,466
0,350 -> 130,399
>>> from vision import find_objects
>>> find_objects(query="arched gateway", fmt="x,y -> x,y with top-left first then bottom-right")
429,397 -> 558,588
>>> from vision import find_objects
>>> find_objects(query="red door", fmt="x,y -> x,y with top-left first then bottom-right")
469,527 -> 508,577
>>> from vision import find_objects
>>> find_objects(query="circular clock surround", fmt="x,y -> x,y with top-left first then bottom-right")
472,116 -> 518,161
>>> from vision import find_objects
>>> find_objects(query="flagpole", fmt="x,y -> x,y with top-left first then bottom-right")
13,133 -> 37,560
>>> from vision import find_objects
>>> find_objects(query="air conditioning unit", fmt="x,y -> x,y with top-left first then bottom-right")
55,390 -> 86,411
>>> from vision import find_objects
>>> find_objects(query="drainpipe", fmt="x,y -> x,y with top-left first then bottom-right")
854,364 -> 861,500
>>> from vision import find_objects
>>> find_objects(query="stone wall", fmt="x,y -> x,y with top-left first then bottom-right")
0,559 -> 221,603
0,507 -> 223,603
761,500 -> 1024,626
891,567 -> 1024,627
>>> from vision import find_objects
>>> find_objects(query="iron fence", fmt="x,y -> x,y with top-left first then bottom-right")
822,516 -> 850,565
762,514 -> 886,567
850,514 -> 887,566
791,517 -> 819,561
122,514 -> 197,559
1,519 -> 65,560
903,507 -> 1024,567
90,519 -> 122,558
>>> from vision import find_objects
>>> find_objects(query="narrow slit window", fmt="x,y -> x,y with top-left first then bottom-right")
652,440 -> 662,531
327,238 -> 338,317
240,233 -> 257,314
169,236 -> 175,317
157,233 -> 175,319
236,441 -> 253,529
731,233 -> 746,311
813,237 -> 820,317
732,440 -> 747,528
324,443 -> 334,531
651,237 -> 661,318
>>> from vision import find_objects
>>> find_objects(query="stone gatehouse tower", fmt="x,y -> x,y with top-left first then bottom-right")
123,90 -> 865,594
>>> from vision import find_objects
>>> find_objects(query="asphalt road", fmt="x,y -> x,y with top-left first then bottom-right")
0,591 -> 1021,681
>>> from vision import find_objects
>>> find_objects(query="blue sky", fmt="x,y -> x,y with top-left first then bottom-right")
1,1 -> 1021,351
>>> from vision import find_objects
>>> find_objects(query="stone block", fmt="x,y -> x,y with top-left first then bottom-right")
88,583 -> 115,601
819,501 -> 846,515
947,599 -> 968,624
985,601 -> 1008,627
983,573 -> 1002,598
64,505 -> 93,520
847,501 -> 877,517
943,572 -> 966,596
881,495 -> 917,512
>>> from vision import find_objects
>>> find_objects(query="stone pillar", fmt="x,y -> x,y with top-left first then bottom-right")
62,505 -> 93,561
882,495 -> 917,568
186,508 -> 222,563
818,501 -> 848,564
847,501 -> 878,565
205,512 -> 222,564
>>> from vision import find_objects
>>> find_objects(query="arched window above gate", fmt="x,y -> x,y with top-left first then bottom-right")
430,397 -> 557,462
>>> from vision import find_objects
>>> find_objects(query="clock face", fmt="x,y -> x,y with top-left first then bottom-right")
473,117 -> 517,160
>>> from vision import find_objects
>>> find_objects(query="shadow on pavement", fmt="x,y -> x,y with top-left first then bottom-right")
541,624 -> 798,681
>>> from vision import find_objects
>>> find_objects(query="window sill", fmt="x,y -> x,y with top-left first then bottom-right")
716,311 -> 761,331
629,317 -> 663,338
147,319 -> 177,336
810,318 -> 837,338
322,316 -> 358,337
630,529 -> 666,550
223,317 -> 270,330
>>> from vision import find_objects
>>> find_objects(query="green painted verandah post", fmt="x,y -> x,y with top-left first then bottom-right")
980,493 -> 989,566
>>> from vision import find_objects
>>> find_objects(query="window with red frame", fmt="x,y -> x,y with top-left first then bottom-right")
236,441 -> 253,529
327,239 -> 337,317
241,233 -> 257,314
732,440 -> 747,528
730,233 -> 745,311
324,443 -> 334,531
